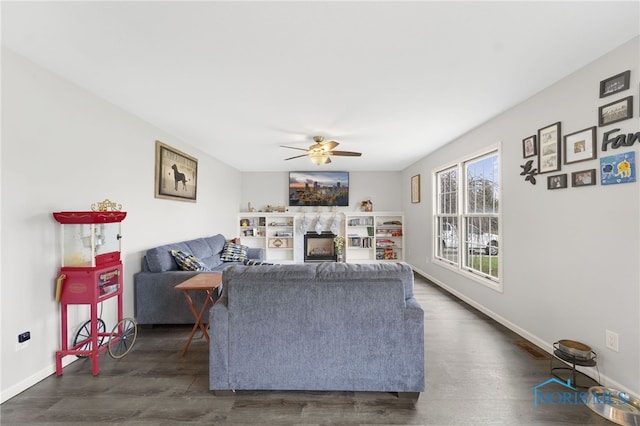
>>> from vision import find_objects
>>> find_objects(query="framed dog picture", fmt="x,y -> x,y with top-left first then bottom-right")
155,140 -> 198,202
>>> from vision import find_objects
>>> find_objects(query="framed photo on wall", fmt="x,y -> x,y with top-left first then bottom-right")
598,96 -> 633,126
155,140 -> 198,202
571,169 -> 596,187
522,135 -> 537,158
537,122 -> 561,174
547,174 -> 567,190
600,70 -> 630,98
411,174 -> 421,203
564,126 -> 596,165
601,151 -> 636,185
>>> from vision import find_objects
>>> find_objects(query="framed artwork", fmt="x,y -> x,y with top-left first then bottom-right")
155,140 -> 198,202
599,96 -> 633,126
411,174 -> 421,203
522,135 -> 537,158
537,122 -> 561,174
600,70 -> 630,98
564,126 -> 596,165
571,169 -> 596,187
289,171 -> 349,206
600,151 -> 636,185
547,174 -> 567,190
268,238 -> 288,248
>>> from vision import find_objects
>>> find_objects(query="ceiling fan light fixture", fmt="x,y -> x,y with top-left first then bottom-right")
310,152 -> 329,165
281,135 -> 360,164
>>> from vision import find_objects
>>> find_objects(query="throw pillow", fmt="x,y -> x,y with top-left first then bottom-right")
220,241 -> 249,262
242,258 -> 274,266
170,250 -> 210,271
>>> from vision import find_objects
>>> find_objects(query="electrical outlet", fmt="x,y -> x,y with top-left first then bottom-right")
16,331 -> 31,351
606,329 -> 619,352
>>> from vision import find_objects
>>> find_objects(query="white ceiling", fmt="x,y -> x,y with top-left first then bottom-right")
2,1 -> 639,171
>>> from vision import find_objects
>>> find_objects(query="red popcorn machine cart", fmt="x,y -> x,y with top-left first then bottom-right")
53,199 -> 137,376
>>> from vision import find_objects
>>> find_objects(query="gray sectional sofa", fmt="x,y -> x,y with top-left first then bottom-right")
134,234 -> 264,325
209,262 -> 424,397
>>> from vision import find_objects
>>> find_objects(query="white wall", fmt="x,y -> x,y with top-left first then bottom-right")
3,35 -> 639,403
241,171 -> 402,214
0,49 -> 242,402
402,37 -> 640,395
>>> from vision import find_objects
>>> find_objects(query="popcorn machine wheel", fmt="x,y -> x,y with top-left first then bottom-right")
71,316 -> 137,359
53,199 -> 137,375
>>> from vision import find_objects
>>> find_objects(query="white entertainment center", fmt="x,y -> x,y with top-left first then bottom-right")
238,211 -> 404,264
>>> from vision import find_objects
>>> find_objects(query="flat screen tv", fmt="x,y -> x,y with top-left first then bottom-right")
289,171 -> 349,207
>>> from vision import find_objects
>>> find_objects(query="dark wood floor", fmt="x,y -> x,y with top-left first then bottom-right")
1,274 -> 609,425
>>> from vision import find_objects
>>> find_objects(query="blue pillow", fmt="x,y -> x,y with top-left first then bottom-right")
170,250 -> 210,271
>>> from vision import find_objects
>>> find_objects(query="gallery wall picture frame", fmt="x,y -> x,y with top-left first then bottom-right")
600,151 -> 636,185
547,174 -> 567,190
598,96 -> 633,127
600,70 -> 630,98
571,169 -> 596,187
564,126 -> 597,165
537,122 -> 561,174
522,135 -> 537,158
411,174 -> 421,203
155,140 -> 198,202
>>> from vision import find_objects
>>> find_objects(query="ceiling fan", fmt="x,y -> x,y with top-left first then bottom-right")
281,136 -> 362,165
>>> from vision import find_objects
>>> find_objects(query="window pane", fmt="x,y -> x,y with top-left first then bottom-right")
436,216 -> 458,263
466,154 -> 499,214
463,217 -> 499,278
437,168 -> 457,214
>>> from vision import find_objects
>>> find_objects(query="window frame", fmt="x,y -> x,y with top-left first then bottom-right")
433,144 -> 503,292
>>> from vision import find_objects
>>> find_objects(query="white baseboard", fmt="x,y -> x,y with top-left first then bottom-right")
0,357 -> 76,404
410,265 -> 638,400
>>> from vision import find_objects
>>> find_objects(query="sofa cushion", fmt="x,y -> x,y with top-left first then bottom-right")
184,238 -> 214,260
315,262 -> 414,300
204,234 -> 227,256
220,241 -> 249,262
223,263 -> 317,284
144,234 -> 228,273
146,242 -> 190,272
170,249 -> 210,271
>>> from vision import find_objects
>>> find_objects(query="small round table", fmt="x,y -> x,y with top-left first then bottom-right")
550,341 -> 600,388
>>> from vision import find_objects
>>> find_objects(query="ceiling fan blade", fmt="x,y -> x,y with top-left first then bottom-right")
322,141 -> 339,151
281,145 -> 309,152
284,154 -> 310,160
330,150 -> 362,157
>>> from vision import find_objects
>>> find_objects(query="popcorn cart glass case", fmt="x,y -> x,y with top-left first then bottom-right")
53,202 -> 136,376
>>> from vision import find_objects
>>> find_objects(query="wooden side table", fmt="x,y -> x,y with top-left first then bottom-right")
174,273 -> 222,356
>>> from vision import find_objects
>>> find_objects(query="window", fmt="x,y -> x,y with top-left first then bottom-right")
434,148 -> 501,288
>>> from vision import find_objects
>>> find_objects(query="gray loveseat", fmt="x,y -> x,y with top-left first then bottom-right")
134,234 -> 264,325
209,262 -> 424,397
